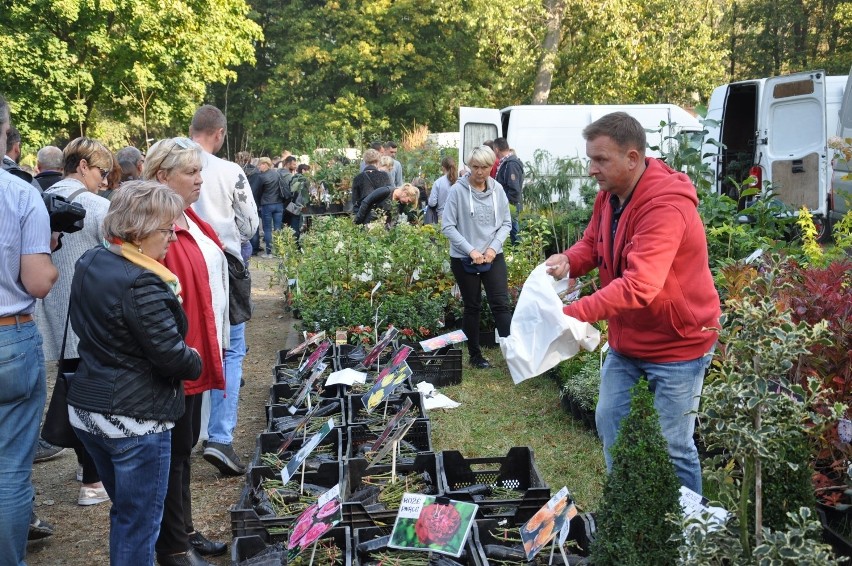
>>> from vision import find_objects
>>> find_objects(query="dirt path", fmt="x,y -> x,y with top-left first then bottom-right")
28,257 -> 288,565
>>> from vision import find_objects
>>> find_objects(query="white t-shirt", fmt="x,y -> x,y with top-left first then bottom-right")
192,151 -> 259,258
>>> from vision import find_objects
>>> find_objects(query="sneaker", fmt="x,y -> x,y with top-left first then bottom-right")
33,438 -> 67,463
78,485 -> 110,506
28,513 -> 54,541
203,441 -> 246,476
470,356 -> 492,369
76,464 -> 83,482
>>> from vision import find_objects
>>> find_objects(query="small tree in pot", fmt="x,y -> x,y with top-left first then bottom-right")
591,380 -> 681,566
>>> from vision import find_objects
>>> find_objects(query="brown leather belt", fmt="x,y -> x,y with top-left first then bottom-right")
0,314 -> 34,326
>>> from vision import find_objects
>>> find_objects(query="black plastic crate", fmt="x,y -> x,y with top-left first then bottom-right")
334,343 -> 394,371
353,524 -> 484,566
407,350 -> 463,387
251,428 -> 344,478
266,397 -> 346,432
268,382 -> 344,409
342,453 -> 443,531
475,518 -> 579,565
231,463 -> 344,541
232,527 -> 352,565
346,420 -> 433,463
439,447 -> 551,525
273,346 -> 333,384
347,392 -> 426,427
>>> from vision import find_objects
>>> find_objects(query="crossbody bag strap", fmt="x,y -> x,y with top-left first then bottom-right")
67,188 -> 88,202
59,307 -> 71,363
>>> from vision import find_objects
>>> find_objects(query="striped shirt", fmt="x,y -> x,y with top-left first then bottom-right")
0,170 -> 51,316
70,406 -> 174,439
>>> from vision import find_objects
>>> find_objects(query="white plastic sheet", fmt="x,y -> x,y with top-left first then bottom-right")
498,263 -> 601,384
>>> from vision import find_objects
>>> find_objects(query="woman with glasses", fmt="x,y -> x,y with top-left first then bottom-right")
36,136 -> 114,506
142,137 -> 230,566
67,181 -> 201,566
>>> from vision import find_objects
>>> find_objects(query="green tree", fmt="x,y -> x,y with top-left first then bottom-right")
0,0 -> 261,149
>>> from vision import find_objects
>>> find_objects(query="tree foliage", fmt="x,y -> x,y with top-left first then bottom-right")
0,0 -> 260,149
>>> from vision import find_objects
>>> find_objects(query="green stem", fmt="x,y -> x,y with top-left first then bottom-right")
739,456 -> 753,558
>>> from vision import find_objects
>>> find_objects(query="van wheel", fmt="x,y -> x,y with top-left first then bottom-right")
814,215 -> 832,243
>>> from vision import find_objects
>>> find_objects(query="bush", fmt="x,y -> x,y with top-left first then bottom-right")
591,380 -> 681,566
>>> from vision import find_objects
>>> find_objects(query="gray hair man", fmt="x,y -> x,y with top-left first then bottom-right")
115,146 -> 145,182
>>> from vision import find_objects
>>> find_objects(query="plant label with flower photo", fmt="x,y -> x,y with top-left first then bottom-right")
335,330 -> 348,345
281,418 -> 335,485
360,326 -> 399,368
361,363 -> 413,413
287,483 -> 342,558
287,362 -> 327,415
520,486 -> 574,560
420,329 -> 467,352
372,345 -> 413,385
388,494 -> 478,557
297,340 -> 332,378
287,331 -> 327,359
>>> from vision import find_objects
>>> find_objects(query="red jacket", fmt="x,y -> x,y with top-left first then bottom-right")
563,158 -> 720,362
162,208 -> 226,395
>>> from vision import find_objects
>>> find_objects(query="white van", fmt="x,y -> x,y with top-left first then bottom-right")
459,104 -> 702,169
703,70 -> 850,237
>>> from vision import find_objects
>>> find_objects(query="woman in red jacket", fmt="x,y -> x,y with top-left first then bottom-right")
143,137 -> 229,566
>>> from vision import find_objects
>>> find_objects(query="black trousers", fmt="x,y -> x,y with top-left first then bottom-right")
155,393 -> 202,554
450,254 -> 512,359
73,446 -> 100,484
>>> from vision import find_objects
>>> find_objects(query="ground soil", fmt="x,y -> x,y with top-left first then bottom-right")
28,258 -> 288,565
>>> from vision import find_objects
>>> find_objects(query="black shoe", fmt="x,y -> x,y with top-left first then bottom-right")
203,441 -> 246,476
28,513 -> 54,541
157,548 -> 213,566
188,531 -> 226,557
470,356 -> 492,369
33,438 -> 67,463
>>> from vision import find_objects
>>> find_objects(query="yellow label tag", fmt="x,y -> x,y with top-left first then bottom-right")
335,330 -> 348,345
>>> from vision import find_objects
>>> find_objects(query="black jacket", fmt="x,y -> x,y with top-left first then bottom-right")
67,247 -> 201,421
259,169 -> 290,206
35,170 -> 62,191
354,185 -> 393,224
351,166 -> 391,215
496,154 -> 524,205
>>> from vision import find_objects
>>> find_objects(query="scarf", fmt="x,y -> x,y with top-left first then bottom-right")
106,239 -> 182,301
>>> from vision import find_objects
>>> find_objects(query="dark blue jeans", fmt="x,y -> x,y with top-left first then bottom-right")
0,321 -> 46,564
76,427 -> 171,565
450,254 -> 512,360
261,203 -> 284,254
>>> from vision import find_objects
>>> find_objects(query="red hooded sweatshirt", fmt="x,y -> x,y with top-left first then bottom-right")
563,158 -> 720,362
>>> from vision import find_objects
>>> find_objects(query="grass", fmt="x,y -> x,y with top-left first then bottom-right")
428,350 -> 606,512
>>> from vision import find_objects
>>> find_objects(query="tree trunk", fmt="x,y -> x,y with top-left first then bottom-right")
531,0 -> 566,105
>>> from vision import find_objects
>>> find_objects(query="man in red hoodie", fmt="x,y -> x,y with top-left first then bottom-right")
545,112 -> 720,494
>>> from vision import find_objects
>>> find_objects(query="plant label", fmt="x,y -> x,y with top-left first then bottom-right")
419,329 -> 467,352
361,363 -> 413,413
286,483 -> 342,558
297,340 -> 331,378
287,362 -> 327,415
520,486 -> 574,560
281,418 -> 334,485
360,326 -> 399,368
367,416 -> 417,467
287,331 -> 327,359
388,494 -> 478,558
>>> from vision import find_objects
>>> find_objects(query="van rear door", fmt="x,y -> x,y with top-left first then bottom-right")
830,68 -> 852,222
459,107 -> 501,168
759,70 -> 828,215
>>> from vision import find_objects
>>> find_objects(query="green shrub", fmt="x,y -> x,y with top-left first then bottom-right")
556,351 -> 601,412
591,380 -> 681,566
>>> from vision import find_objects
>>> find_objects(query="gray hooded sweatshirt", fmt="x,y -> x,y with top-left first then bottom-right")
441,175 -> 512,259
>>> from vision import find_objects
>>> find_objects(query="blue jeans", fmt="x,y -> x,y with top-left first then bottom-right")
208,323 -> 246,445
76,428 -> 171,566
261,203 -> 284,254
596,348 -> 712,494
0,321 -> 46,565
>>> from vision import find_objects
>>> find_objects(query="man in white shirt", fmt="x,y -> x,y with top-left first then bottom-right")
190,105 -> 259,476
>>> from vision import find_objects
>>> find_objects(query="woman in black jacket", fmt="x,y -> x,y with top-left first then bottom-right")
68,180 -> 202,566
353,183 -> 419,226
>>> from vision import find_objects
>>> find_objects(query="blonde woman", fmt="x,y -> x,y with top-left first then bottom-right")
353,182 -> 419,225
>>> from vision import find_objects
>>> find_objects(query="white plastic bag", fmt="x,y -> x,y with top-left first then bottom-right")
498,263 -> 601,384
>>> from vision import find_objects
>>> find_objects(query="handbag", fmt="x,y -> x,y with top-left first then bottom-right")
286,201 -> 303,215
41,310 -> 83,449
226,251 -> 252,325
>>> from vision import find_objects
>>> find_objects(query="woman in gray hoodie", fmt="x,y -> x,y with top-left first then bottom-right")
441,145 -> 513,369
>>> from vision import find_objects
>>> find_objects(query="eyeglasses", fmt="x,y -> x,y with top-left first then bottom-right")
156,225 -> 177,238
95,167 -> 109,180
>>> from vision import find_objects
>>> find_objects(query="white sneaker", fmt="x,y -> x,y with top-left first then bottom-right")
78,485 -> 110,506
76,464 -> 83,482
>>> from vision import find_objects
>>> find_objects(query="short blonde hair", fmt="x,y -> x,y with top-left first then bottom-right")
379,155 -> 394,171
363,148 -> 381,165
142,137 -> 203,181
398,183 -> 419,206
62,137 -> 114,176
258,156 -> 273,168
103,180 -> 184,244
467,145 -> 497,168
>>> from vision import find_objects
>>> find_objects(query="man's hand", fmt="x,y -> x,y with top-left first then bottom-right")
545,253 -> 570,280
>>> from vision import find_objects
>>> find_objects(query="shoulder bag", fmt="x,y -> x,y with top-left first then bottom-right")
226,251 -> 252,325
41,310 -> 83,449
